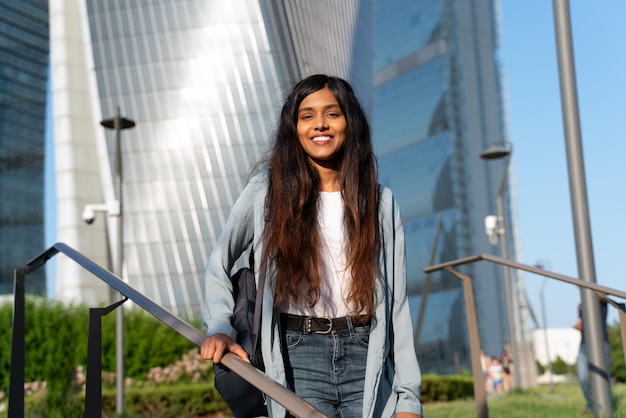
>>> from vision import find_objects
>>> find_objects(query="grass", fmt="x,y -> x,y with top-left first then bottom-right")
424,382 -> 626,418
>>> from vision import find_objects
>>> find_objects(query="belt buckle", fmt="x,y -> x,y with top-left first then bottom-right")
314,317 -> 333,334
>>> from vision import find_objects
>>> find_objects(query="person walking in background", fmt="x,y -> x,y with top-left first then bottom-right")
201,74 -> 423,417
480,349 -> 492,394
501,350 -> 513,393
575,294 -> 612,415
488,357 -> 504,396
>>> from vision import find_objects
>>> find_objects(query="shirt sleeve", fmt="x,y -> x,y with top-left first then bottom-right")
389,193 -> 424,416
203,181 -> 257,339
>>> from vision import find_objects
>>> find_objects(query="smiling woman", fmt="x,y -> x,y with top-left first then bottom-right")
201,74 -> 423,418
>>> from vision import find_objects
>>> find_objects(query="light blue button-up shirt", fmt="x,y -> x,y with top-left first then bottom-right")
204,174 -> 423,417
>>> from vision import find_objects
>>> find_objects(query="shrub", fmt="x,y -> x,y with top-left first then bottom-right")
102,383 -> 228,417
551,356 -> 569,375
609,322 -> 625,383
536,361 -> 546,375
0,297 -> 200,415
421,374 -> 474,402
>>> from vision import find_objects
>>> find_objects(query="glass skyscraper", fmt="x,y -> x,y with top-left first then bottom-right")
0,0 -> 48,295
50,0 -> 372,316
372,0 -> 529,376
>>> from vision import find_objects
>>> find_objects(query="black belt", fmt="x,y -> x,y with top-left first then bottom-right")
280,313 -> 370,334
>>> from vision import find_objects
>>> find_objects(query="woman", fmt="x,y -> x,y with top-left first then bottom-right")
201,74 -> 422,418
500,350 -> 513,393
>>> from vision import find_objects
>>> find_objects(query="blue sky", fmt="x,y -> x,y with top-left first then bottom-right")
44,72 -> 56,297
45,2 -> 625,329
500,1 -> 626,328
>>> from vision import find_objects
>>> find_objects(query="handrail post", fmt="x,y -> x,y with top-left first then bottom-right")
446,268 -> 488,418
85,298 -> 127,417
8,268 -> 27,417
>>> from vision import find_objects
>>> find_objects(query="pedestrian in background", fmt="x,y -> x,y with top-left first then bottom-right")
575,294 -> 612,415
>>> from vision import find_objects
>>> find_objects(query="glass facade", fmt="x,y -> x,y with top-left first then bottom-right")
373,0 -> 444,71
373,0 -> 517,374
86,1 -> 287,317
53,0 -> 371,317
0,0 -> 48,295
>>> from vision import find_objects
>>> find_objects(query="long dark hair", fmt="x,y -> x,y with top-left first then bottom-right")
261,74 -> 380,319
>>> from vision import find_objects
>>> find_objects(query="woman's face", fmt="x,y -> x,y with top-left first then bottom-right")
296,86 -> 347,170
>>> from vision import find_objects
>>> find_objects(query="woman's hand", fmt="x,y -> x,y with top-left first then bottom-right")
396,413 -> 422,418
200,333 -> 250,364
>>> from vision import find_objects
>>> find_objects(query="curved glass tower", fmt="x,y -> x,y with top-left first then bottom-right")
50,0 -> 372,317
372,0 -> 530,380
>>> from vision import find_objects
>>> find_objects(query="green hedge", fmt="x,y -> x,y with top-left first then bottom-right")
609,322 -> 626,383
17,377 -> 473,417
16,383 -> 227,418
421,374 -> 474,402
102,383 -> 229,417
108,377 -> 474,415
0,297 -> 198,416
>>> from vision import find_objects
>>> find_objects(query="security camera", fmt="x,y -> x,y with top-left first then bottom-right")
82,206 -> 96,224
484,215 -> 499,245
82,203 -> 114,224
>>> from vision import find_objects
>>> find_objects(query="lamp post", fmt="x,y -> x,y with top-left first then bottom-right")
552,1 -> 611,415
535,259 -> 555,392
480,141 -> 520,389
539,279 -> 555,391
100,108 -> 135,415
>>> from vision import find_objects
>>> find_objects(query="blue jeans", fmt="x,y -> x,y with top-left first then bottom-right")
281,319 -> 370,418
577,341 -> 612,411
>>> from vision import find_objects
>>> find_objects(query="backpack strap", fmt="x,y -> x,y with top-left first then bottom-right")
250,250 -> 264,365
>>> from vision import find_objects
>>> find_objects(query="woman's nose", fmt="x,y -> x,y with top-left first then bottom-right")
315,116 -> 328,130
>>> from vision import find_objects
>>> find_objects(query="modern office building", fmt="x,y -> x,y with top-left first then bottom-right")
49,0 -> 372,316
372,0 -> 532,379
0,0 -> 48,295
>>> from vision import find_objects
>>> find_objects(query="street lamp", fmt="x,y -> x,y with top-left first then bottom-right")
540,279 -> 556,391
100,108 -> 135,415
552,2 -> 612,415
480,141 -> 520,389
535,260 -> 555,392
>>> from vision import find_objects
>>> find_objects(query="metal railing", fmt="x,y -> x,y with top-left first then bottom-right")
424,253 -> 626,418
9,242 -> 326,418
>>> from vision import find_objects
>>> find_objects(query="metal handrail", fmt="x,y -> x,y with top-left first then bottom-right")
425,253 -> 626,299
9,242 -> 326,418
424,253 -> 626,418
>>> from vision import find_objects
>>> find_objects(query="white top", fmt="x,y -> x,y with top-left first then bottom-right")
284,191 -> 351,318
490,363 -> 503,380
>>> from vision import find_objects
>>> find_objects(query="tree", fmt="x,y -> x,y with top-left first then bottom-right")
551,356 -> 569,375
608,322 -> 625,382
